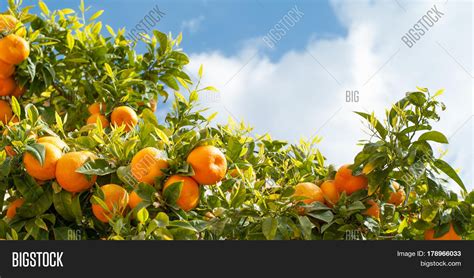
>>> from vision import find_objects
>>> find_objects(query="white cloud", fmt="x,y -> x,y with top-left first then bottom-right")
181,15 -> 205,33
186,0 -> 473,191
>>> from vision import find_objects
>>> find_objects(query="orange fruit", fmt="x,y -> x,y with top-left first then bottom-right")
37,136 -> 68,152
6,198 -> 24,220
10,84 -> 25,98
363,200 -> 380,219
86,113 -> 109,127
0,76 -> 16,96
88,102 -> 106,114
0,100 -> 12,124
56,151 -> 97,193
0,34 -> 30,65
92,184 -> 129,223
130,147 -> 168,185
186,145 -> 227,185
293,182 -> 325,205
0,15 -> 26,37
23,142 -> 62,181
0,59 -> 14,79
387,181 -> 406,206
424,223 -> 461,240
110,106 -> 138,132
334,164 -> 368,195
163,175 -> 200,211
128,190 -> 143,209
320,180 -> 340,207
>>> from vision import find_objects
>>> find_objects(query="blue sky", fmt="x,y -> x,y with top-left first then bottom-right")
17,0 -> 346,60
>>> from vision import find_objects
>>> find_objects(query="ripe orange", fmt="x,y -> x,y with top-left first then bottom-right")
56,151 -> 97,193
186,145 -> 227,185
88,102 -> 106,114
6,198 -> 24,220
334,164 -> 368,195
128,190 -> 143,209
0,100 -> 12,124
23,142 -> 62,181
424,223 -> 461,240
0,34 -> 30,65
110,106 -> 138,132
293,182 -> 325,204
92,184 -> 129,223
0,15 -> 26,37
0,59 -> 14,79
363,200 -> 380,219
0,76 -> 16,96
163,175 -> 200,211
387,181 -> 406,206
37,136 -> 68,152
320,180 -> 340,207
130,147 -> 168,185
10,84 -> 25,98
86,113 -> 109,127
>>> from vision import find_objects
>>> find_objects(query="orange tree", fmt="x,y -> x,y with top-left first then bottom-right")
0,0 -> 472,240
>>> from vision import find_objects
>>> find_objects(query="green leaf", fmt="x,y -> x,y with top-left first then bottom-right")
53,190 -> 82,222
34,218 -> 48,231
25,143 -> 46,166
14,176 -> 44,201
155,212 -> 169,228
418,131 -> 448,144
11,96 -> 21,118
355,112 -> 387,139
168,220 -> 197,232
434,159 -> 466,192
154,30 -> 168,54
169,51 -> 189,65
347,201 -> 366,211
306,210 -> 334,223
76,158 -> 116,176
66,31 -> 75,50
433,223 -> 451,238
160,74 -> 180,90
421,204 -> 438,222
104,63 -> 114,78
38,0 -> 50,16
198,64 -> 203,79
137,208 -> 149,224
106,25 -> 116,37
262,217 -> 278,240
17,185 -> 53,218
297,216 -> 314,240
55,111 -> 64,134
89,10 -> 104,21
163,181 -> 183,207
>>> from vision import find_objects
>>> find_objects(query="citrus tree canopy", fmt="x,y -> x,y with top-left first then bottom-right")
0,0 -> 472,240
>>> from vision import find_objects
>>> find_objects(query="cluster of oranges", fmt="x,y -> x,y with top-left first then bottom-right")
129,145 -> 227,210
0,14 -> 30,124
6,136 -> 97,218
92,145 -> 227,223
293,164 -> 459,240
86,102 -> 139,132
7,139 -> 228,223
